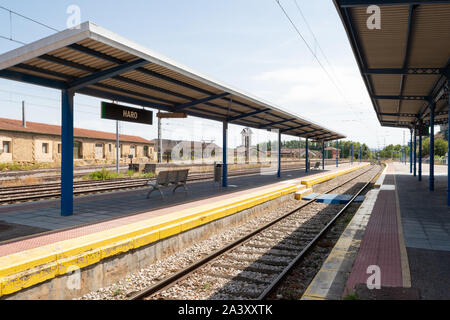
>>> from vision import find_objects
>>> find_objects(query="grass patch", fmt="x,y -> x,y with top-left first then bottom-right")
343,292 -> 359,300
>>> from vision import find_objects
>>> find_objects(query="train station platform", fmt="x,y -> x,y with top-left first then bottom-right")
0,163 -> 369,299
303,162 -> 450,300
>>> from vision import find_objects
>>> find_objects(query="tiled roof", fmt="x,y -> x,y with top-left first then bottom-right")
0,118 -> 152,144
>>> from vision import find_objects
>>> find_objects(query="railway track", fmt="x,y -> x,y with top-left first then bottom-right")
0,165 -> 319,204
129,165 -> 382,300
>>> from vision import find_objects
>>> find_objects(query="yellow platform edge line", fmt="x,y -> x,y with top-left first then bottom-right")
0,164 -> 370,297
301,163 -> 370,187
0,184 -> 298,297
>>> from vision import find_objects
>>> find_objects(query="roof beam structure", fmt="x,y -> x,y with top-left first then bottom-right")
335,0 -> 450,129
339,0 -> 450,7
259,118 -> 296,129
173,93 -> 230,112
69,59 -> 149,91
363,68 -> 448,75
227,108 -> 270,122
281,124 -> 312,134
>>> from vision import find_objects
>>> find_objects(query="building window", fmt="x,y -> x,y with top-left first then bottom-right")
109,144 -> 112,153
130,145 -> 136,157
144,146 -> 149,157
3,141 -> 11,154
42,143 -> 49,154
58,144 -> 61,154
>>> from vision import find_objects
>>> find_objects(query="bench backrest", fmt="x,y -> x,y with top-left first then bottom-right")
157,169 -> 189,186
177,169 -> 189,184
156,171 -> 170,186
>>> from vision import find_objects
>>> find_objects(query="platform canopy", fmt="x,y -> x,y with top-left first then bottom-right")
334,0 -> 450,129
0,22 -> 345,142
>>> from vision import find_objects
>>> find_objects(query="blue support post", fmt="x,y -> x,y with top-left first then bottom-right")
419,134 -> 422,181
430,103 -> 435,191
447,80 -> 450,206
351,144 -> 353,165
322,142 -> 325,170
61,89 -> 74,216
305,138 -> 309,173
360,146 -> 362,164
222,121 -> 228,188
410,130 -> 413,174
414,129 -> 417,177
336,140 -> 339,167
277,131 -> 281,178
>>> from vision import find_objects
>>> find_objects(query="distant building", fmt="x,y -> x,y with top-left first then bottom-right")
325,147 -> 340,159
281,148 -> 321,159
150,139 -> 221,163
0,117 -> 156,165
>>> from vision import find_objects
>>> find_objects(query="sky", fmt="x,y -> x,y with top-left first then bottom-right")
0,0 -> 414,149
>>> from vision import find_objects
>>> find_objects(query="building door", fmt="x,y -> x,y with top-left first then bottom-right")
130,145 -> 136,158
95,143 -> 104,159
73,141 -> 82,159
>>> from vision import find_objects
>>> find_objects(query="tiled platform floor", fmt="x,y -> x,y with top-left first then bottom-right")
346,162 -> 450,300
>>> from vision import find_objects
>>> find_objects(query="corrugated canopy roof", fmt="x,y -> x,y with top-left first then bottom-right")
334,0 -> 450,129
0,22 -> 345,142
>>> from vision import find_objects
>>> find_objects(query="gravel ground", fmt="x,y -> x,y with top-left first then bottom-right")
77,165 -> 378,300
270,165 -> 383,300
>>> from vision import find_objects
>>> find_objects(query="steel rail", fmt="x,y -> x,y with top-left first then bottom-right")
129,165 -> 379,300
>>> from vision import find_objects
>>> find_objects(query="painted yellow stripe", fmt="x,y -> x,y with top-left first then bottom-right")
0,183 -> 297,297
301,163 -> 370,188
0,164 -> 370,297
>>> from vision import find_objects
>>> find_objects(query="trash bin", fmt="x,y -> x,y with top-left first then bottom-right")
214,163 -> 223,183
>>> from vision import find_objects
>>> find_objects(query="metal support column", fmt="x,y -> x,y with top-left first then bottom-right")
322,141 -> 325,170
414,129 -> 417,177
430,103 -> 435,191
447,80 -> 450,206
360,145 -> 362,164
410,130 -> 413,174
305,138 -> 309,173
351,143 -> 353,165
116,120 -> 119,174
278,131 -> 281,178
419,134 -> 422,181
336,140 -> 339,167
61,89 -> 74,217
222,121 -> 228,188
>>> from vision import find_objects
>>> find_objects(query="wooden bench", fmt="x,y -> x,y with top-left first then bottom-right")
146,169 -> 189,199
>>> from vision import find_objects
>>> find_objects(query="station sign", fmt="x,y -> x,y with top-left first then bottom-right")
101,102 -> 153,125
157,112 -> 188,119
416,125 -> 429,137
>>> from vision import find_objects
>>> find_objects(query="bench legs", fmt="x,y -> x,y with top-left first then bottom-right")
147,187 -> 164,199
173,183 -> 188,193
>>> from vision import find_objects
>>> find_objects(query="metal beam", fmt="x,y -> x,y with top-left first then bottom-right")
173,93 -> 230,112
259,118 -> 296,129
339,0 -> 450,7
68,43 -> 125,64
69,59 -> 149,91
39,54 -> 98,73
228,108 -> 270,122
281,124 -> 311,133
223,121 -> 228,188
373,95 -> 429,101
363,68 -> 445,75
0,69 -> 68,90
